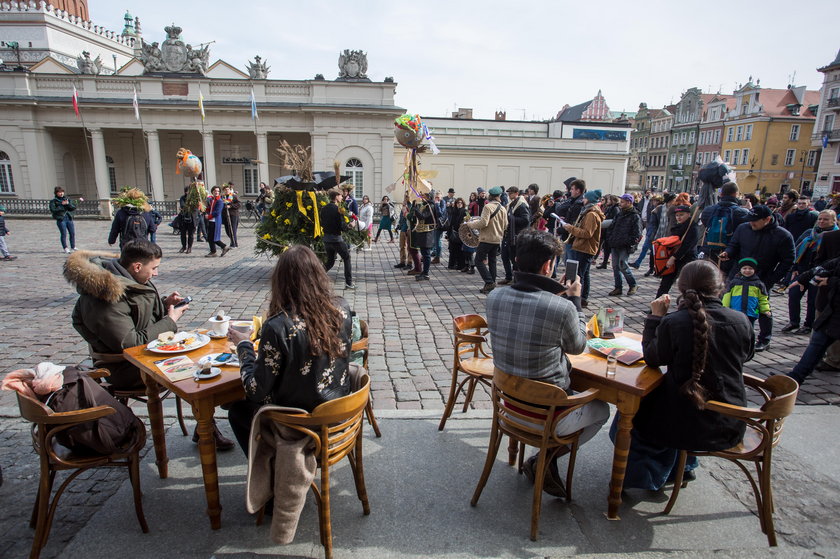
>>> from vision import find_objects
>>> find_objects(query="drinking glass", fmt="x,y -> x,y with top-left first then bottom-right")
606,354 -> 618,378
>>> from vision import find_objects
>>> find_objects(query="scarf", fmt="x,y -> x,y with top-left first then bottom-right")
795,224 -> 839,263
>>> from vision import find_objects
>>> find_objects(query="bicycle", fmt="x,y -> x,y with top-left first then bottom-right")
244,200 -> 262,227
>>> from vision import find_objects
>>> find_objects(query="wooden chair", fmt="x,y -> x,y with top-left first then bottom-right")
663,374 -> 799,546
439,314 -> 494,431
15,370 -> 149,559
108,386 -> 189,437
257,374 -> 372,559
471,367 -> 600,541
350,319 -> 381,437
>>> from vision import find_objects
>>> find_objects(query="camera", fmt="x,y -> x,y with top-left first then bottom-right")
811,267 -> 827,286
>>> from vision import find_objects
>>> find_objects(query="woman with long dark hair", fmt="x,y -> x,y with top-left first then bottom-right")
612,259 -> 754,490
374,195 -> 395,243
205,186 -> 230,257
227,245 -> 353,452
447,197 -> 468,270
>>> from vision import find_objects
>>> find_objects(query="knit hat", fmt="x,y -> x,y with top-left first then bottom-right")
766,196 -> 779,207
739,257 -> 758,269
620,193 -> 634,203
488,186 -> 503,197
584,189 -> 602,203
476,187 -> 486,194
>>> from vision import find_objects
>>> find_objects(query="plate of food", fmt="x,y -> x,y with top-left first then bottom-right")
147,331 -> 211,354
198,352 -> 240,367
193,364 -> 222,380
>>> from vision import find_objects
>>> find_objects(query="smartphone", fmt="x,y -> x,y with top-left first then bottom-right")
565,259 -> 579,283
174,296 -> 192,308
214,352 -> 233,363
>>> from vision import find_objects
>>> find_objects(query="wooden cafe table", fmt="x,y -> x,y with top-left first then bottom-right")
124,336 -> 245,530
568,332 -> 663,520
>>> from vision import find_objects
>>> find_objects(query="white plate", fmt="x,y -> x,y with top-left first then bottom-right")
193,367 -> 221,380
198,353 -> 240,367
208,332 -> 228,339
146,332 -> 211,354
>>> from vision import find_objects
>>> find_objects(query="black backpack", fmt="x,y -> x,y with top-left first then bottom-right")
46,368 -> 143,455
122,209 -> 148,243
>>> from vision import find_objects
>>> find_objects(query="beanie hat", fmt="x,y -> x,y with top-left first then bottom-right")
620,193 -> 634,203
476,187 -> 485,194
738,257 -> 758,269
488,186 -> 503,197
584,189 -> 602,203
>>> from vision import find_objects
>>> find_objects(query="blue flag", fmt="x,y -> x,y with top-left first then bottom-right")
250,88 -> 258,120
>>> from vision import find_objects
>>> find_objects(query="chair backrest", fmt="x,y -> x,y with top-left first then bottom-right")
350,319 -> 369,369
16,391 -> 53,424
264,374 -> 371,467
492,367 -> 598,446
453,314 -> 491,363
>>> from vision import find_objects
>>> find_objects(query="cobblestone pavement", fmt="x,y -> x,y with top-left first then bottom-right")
1,219 -> 839,556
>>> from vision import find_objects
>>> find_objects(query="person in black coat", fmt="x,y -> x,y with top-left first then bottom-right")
320,189 -> 354,289
108,205 -> 155,248
699,182 -> 750,264
655,205 -> 701,297
606,195 -> 643,295
408,193 -> 435,281
499,186 -> 531,284
720,205 -> 795,351
447,197 -> 468,270
612,260 -> 753,490
783,198 -> 818,245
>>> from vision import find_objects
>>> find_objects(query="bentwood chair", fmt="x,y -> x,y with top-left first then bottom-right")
16,370 -> 148,559
439,314 -> 494,431
471,367 -> 600,541
257,374 -> 372,559
350,319 -> 382,437
663,374 -> 799,546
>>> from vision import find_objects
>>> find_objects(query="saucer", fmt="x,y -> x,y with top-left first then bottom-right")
194,367 -> 221,380
208,332 -> 228,339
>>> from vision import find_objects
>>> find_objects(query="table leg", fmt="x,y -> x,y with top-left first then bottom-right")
193,399 -> 222,530
142,371 -> 168,479
606,394 -> 641,520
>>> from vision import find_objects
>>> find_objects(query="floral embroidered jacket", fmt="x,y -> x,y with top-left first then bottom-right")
236,298 -> 353,411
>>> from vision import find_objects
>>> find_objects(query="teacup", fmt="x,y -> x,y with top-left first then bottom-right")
208,315 -> 230,337
230,320 -> 253,334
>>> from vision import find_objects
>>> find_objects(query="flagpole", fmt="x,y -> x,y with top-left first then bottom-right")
73,82 -> 99,201
133,86 -> 151,196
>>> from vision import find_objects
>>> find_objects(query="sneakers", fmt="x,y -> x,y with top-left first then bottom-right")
755,341 -> 770,352
627,285 -> 638,296
644,270 -> 655,277
794,326 -> 812,336
394,263 -> 406,269
220,246 -> 232,257
345,283 -> 356,290
595,263 -> 608,269
205,252 -> 218,257
415,274 -> 430,281
63,247 -> 71,254
781,323 -> 799,333
2,255 -> 17,261
479,282 -> 495,294
497,278 -> 512,285
608,288 -> 622,296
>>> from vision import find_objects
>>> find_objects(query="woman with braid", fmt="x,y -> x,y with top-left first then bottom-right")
610,260 -> 754,490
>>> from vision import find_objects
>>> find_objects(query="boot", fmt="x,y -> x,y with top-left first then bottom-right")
192,422 -> 235,451
432,257 -> 441,264
480,282 -> 495,294
644,269 -> 654,277
596,262 -> 608,269
608,287 -> 622,296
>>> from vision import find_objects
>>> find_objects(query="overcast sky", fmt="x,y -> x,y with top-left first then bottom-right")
95,0 -> 838,121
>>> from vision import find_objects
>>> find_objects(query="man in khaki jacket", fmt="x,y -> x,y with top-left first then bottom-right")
469,186 -> 509,294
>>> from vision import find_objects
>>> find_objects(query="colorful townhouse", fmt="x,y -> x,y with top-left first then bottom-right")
812,49 -> 840,196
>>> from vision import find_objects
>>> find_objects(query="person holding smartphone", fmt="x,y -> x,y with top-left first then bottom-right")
561,189 -> 605,308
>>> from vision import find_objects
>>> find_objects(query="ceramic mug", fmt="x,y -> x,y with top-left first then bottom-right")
208,315 -> 230,337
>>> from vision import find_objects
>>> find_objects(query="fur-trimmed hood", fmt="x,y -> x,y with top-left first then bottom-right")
64,250 -> 133,303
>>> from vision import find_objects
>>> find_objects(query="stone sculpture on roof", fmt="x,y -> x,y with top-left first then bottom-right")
337,49 -> 369,81
76,51 -> 103,75
247,56 -> 270,79
139,24 -> 208,75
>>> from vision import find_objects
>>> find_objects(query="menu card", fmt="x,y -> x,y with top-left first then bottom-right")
154,355 -> 198,382
586,336 -> 644,365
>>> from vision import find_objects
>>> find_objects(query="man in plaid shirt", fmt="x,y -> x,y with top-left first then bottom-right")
486,228 -> 609,495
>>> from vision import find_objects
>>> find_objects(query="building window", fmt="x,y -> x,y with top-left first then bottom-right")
736,126 -> 744,141
714,129 -> 721,144
830,87 -> 839,100
688,131 -> 695,144
681,132 -> 687,144
807,150 -> 817,167
0,151 -> 14,194
784,149 -> 796,166
243,165 -> 258,194
790,124 -> 800,141
670,153 -> 676,165
344,158 -> 364,198
824,114 -> 835,133
712,151 -> 718,161
745,124 -> 753,140
724,150 -> 731,163
726,127 -> 734,142
771,154 -> 779,165
106,156 -> 117,195
678,153 -> 684,166
742,149 -> 750,166
696,152 -> 703,164
672,135 -> 678,146
733,149 -> 741,165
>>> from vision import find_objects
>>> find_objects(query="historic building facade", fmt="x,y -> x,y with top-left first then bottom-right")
812,49 -> 840,196
666,88 -> 716,192
646,107 -> 674,192
696,95 -> 731,172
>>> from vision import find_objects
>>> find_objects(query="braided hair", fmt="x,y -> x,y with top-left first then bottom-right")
674,260 -> 726,409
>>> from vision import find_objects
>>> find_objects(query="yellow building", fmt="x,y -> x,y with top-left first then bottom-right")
720,80 -> 820,195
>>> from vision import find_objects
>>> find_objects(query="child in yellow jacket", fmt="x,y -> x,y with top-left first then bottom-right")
722,257 -> 770,323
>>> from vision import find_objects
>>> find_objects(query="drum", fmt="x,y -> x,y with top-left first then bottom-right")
458,222 -> 480,248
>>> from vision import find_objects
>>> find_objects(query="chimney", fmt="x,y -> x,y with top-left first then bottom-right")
495,111 -> 506,121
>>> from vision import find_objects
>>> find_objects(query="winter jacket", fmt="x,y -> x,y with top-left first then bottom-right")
669,219 -> 700,264
505,196 -> 530,245
635,300 -> 753,451
65,250 -> 177,390
784,208 -> 819,244
653,203 -> 672,240
49,196 -> 77,221
235,298 -> 353,411
606,206 -> 642,250
793,225 -> 839,272
723,220 -> 795,288
0,214 -> 7,236
553,195 -> 585,241
408,201 -> 435,248
447,206 -> 468,242
722,274 -> 770,319
108,206 -> 155,247
471,200 -> 508,244
797,256 -> 840,339
699,196 -> 750,240
566,203 -> 604,256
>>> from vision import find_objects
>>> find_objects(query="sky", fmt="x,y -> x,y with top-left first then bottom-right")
94,0 -> 839,121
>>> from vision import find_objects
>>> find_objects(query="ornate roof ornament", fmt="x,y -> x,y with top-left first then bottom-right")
247,56 -> 270,79
139,24 -> 208,75
76,51 -> 103,75
337,49 -> 370,82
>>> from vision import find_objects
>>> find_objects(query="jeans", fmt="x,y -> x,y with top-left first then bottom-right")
148,231 -> 157,243
419,247 -> 431,276
611,247 -> 636,289
790,328 -> 838,383
475,242 -> 500,284
0,236 -> 9,257
787,282 -> 817,328
566,249 -> 594,300
501,238 -> 517,281
324,240 -> 353,285
432,229 -> 444,258
180,219 -> 196,249
632,231 -> 655,267
56,216 -> 75,249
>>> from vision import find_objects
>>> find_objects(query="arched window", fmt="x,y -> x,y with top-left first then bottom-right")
106,155 -> 117,194
344,158 -> 364,198
0,152 -> 14,194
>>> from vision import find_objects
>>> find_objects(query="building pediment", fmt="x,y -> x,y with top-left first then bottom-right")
206,60 -> 249,79
28,56 -> 75,74
116,58 -> 145,76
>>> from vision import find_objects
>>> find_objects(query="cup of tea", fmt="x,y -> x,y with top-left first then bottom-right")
230,320 -> 253,335
208,315 -> 230,337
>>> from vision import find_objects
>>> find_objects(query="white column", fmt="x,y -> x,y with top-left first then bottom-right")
202,131 -> 217,187
21,127 -> 56,199
146,130 -> 165,201
256,131 -> 269,187
311,133 -> 328,172
88,128 -> 112,217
